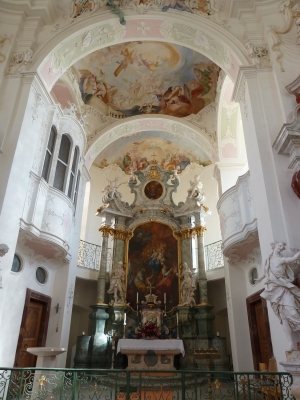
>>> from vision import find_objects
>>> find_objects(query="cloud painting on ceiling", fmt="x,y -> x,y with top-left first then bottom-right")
74,41 -> 220,118
93,131 -> 212,173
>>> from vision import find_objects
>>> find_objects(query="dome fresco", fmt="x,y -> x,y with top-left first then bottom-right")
73,41 -> 220,118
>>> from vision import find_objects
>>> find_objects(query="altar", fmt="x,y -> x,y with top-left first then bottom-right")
117,339 -> 185,370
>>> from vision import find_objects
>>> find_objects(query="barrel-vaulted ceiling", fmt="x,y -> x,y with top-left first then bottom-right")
50,40 -> 221,172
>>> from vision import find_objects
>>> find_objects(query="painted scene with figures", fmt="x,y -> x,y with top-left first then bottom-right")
127,222 -> 179,311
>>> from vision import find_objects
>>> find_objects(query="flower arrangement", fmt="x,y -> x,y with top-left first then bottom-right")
137,322 -> 162,339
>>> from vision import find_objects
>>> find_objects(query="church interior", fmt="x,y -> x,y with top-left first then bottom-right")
1,0 -> 300,397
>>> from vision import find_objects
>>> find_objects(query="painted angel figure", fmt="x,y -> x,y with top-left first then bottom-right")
107,261 -> 126,304
256,241 -> 300,351
178,262 -> 196,306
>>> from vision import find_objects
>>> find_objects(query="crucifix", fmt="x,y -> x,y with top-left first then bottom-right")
151,152 -> 157,164
146,281 -> 155,295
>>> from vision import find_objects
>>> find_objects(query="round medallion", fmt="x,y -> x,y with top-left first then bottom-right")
144,350 -> 158,367
144,181 -> 163,200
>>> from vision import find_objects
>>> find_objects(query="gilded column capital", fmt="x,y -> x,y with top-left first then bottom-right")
193,225 -> 207,237
174,225 -> 207,239
174,228 -> 194,240
99,226 -> 114,237
111,228 -> 133,241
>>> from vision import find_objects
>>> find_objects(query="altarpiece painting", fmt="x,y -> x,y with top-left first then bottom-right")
127,222 -> 179,311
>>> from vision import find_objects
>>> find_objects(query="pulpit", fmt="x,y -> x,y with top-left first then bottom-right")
117,339 -> 184,370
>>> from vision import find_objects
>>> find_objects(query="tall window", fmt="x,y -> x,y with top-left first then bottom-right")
53,134 -> 71,191
73,171 -> 81,210
42,126 -> 57,182
68,146 -> 79,200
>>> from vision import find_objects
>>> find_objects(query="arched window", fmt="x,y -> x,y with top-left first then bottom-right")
73,171 -> 81,210
53,134 -> 71,191
42,126 -> 57,182
68,146 -> 79,200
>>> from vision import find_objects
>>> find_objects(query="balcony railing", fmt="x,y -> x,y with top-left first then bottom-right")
0,368 -> 293,400
77,240 -> 111,271
205,240 -> 224,271
77,239 -> 224,272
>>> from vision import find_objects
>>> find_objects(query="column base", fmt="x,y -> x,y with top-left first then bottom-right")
194,304 -> 215,338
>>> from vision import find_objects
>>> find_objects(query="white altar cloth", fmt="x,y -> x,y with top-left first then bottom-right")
117,339 -> 185,356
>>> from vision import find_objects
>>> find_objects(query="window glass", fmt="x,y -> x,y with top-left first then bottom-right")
11,254 -> 22,273
74,171 -> 81,210
42,126 -> 57,182
53,134 -> 71,192
53,161 -> 67,191
249,267 -> 258,285
58,135 -> 71,164
36,267 -> 47,284
68,147 -> 79,199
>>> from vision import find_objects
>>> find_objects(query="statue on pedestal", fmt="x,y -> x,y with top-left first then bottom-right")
256,241 -> 300,351
107,261 -> 126,304
102,176 -> 126,203
187,173 -> 205,204
178,262 -> 196,306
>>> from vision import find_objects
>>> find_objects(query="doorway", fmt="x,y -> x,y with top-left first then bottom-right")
246,290 -> 273,370
14,289 -> 51,367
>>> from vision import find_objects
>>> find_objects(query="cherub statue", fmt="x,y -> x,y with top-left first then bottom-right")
178,262 -> 196,306
256,241 -> 300,351
187,172 -> 205,203
102,175 -> 126,203
0,243 -> 9,289
171,166 -> 180,183
107,261 -> 126,304
128,167 -> 137,184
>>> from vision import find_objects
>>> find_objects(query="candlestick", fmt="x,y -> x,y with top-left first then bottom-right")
137,292 -> 138,303
124,312 -> 127,325
164,293 -> 166,304
176,312 -> 179,326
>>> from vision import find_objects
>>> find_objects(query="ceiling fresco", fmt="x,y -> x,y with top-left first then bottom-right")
93,131 -> 212,173
73,41 -> 220,118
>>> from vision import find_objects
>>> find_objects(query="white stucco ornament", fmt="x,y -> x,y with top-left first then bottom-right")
0,243 -> 9,289
256,241 -> 300,351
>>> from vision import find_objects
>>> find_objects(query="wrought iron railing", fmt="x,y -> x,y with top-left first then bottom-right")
77,239 -> 224,272
0,368 -> 293,400
205,240 -> 224,271
77,240 -> 102,270
77,240 -> 112,270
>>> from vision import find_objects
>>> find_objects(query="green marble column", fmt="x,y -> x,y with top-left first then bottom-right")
193,225 -> 215,339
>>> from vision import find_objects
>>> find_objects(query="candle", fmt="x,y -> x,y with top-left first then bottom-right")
124,313 -> 126,325
164,293 -> 166,304
82,332 -> 85,336
176,313 -> 179,325
137,292 -> 138,303
217,332 -> 220,337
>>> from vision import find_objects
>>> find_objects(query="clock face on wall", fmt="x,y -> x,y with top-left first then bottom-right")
144,181 -> 163,200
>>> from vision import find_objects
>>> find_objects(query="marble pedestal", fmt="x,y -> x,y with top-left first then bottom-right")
27,347 -> 66,368
280,350 -> 300,400
117,339 -> 185,371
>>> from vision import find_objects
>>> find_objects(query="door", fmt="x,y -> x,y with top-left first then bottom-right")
14,289 -> 51,367
247,291 -> 273,370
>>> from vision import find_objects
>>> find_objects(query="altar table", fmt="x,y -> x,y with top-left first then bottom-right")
117,339 -> 185,370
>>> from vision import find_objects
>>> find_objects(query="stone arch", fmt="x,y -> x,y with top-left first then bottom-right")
33,13 -> 251,90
